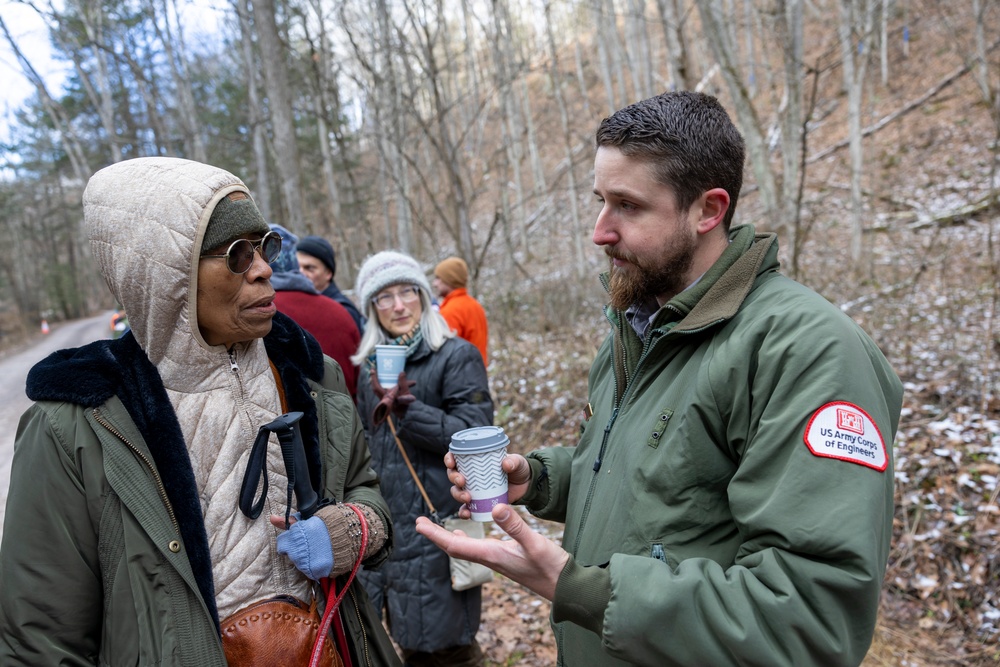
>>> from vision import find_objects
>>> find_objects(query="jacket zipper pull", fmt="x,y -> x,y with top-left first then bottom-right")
593,407 -> 619,472
228,348 -> 247,399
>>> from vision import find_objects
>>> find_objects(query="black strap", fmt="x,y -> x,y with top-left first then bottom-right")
238,411 -> 324,523
238,426 -> 271,519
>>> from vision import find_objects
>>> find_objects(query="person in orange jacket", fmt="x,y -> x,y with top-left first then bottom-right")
432,257 -> 488,365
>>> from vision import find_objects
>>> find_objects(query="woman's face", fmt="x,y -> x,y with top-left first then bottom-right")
374,283 -> 423,338
196,234 -> 276,348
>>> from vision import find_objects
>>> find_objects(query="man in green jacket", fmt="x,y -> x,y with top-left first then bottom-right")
418,91 -> 903,666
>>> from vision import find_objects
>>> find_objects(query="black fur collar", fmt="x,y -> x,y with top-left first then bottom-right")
25,312 -> 326,629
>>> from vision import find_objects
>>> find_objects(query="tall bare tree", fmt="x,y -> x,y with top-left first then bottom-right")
250,0 -> 305,230
235,0 -> 273,220
695,0 -> 781,231
0,14 -> 91,182
152,0 -> 207,163
543,0 -> 587,280
654,0 -> 695,90
838,0 -> 876,266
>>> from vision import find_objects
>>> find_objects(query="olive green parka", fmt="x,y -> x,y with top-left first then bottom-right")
521,225 -> 903,667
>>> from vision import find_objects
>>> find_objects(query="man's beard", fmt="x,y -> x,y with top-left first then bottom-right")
606,236 -> 695,311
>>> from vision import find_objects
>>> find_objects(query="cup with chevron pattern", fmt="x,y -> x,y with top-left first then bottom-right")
450,426 -> 510,521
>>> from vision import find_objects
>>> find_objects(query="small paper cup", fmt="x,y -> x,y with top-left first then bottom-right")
374,345 -> 406,388
450,426 -> 510,521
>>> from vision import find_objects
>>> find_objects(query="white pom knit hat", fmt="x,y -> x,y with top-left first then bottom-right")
355,250 -> 432,310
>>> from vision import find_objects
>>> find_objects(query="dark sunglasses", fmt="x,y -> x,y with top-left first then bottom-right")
202,231 -> 282,274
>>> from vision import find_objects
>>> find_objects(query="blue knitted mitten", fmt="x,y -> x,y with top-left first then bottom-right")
276,515 -> 334,580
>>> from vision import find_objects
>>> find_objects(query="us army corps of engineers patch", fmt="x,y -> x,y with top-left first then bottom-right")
803,401 -> 888,471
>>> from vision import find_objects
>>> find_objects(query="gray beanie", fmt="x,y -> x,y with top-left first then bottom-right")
355,251 -> 431,310
201,191 -> 270,254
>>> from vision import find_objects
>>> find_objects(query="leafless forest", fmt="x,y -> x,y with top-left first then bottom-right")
0,0 -> 998,664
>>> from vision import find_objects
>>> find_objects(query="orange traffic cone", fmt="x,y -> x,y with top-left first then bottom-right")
41,319 -> 50,334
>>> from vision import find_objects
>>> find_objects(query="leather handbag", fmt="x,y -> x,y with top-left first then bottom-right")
386,416 -> 494,591
220,502 -> 369,667
220,595 -> 343,667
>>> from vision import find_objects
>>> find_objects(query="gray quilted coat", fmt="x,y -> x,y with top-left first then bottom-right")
357,336 -> 493,653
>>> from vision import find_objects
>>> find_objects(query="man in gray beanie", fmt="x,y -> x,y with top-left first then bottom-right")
297,235 -> 366,335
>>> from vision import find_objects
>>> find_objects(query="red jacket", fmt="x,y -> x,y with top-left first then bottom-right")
274,290 -> 361,398
438,288 -> 489,365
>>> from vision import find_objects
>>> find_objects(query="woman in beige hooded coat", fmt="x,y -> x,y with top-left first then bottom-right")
0,157 -> 401,666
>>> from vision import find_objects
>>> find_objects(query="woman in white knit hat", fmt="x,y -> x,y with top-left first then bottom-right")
352,250 -> 493,667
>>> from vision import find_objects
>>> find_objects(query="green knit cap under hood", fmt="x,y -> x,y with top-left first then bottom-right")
200,192 -> 270,254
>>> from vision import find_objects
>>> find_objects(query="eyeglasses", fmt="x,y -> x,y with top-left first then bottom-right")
202,231 -> 282,274
372,286 -> 421,310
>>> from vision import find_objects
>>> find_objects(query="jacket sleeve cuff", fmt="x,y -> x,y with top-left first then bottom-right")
551,555 -> 612,636
518,456 -> 549,509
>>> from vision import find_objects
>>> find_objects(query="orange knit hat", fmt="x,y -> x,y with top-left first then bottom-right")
434,257 -> 468,288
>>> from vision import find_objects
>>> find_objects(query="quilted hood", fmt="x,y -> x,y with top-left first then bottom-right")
84,157 -> 254,368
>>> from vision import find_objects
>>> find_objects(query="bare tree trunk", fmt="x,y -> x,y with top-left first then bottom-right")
625,0 -> 654,99
770,0 -> 805,265
460,0 -> 481,131
155,0 -> 207,163
399,0 -> 474,262
302,0 -> 343,228
235,0 -> 272,219
544,0 -> 587,280
880,0 -> 889,85
654,0 -> 693,90
50,3 -> 120,163
574,41 -> 593,114
838,0 -> 875,267
521,78 -> 546,196
593,0 -> 619,113
250,0 -> 305,230
743,0 -> 757,97
603,0 -> 631,103
695,0 -> 781,229
117,32 -> 171,154
0,15 -> 91,182
490,0 -> 528,256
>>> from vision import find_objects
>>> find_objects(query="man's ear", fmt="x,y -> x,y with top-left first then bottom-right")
695,188 -> 730,235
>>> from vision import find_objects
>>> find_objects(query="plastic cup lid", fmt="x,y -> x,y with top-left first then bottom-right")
450,426 -> 509,454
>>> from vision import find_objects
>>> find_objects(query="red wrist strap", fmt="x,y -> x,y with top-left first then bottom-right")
310,503 -> 369,667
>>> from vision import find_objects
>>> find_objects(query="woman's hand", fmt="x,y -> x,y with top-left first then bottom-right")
445,451 -> 533,519
371,371 -> 417,426
270,514 -> 333,581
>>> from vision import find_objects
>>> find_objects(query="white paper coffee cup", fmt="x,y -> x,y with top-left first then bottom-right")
374,345 -> 406,388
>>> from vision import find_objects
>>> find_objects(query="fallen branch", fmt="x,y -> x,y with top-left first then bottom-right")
807,35 -> 1000,164
865,196 -> 998,232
